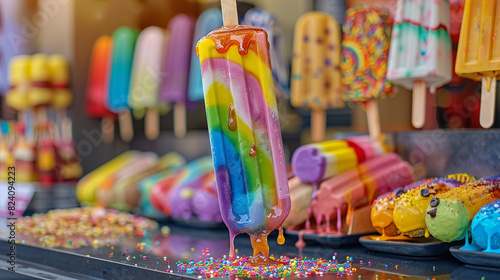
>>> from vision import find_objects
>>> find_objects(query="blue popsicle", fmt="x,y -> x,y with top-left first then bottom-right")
187,8 -> 223,102
108,26 -> 139,142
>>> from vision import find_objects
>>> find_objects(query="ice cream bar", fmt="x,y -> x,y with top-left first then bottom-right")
358,153 -> 414,202
312,168 -> 365,234
387,0 -> 452,128
455,0 -> 500,128
188,8 -> 223,102
291,12 -> 343,142
191,177 -> 224,223
129,26 -> 165,140
151,156 -> 213,215
76,151 -> 140,205
108,27 -> 139,141
242,8 -> 290,100
138,152 -> 186,218
291,136 -> 385,189
197,20 -> 290,259
160,14 -> 195,138
341,7 -> 393,139
85,36 -> 116,143
282,177 -> 314,228
311,153 -> 414,234
168,171 -> 218,221
96,151 -> 158,210
6,56 -> 31,112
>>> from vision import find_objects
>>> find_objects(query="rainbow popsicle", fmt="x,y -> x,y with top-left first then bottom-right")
129,26 -> 165,140
138,152 -> 186,218
188,8 -> 223,102
151,156 -> 213,215
341,7 -> 394,139
160,14 -> 195,138
291,136 -> 385,190
108,27 -> 139,142
197,19 -> 290,261
311,153 -> 414,234
85,36 -> 116,143
76,151 -> 140,205
242,8 -> 290,100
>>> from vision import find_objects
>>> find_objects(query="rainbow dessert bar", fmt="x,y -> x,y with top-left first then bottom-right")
197,25 -> 291,260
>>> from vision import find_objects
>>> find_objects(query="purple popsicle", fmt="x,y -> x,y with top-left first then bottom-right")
159,14 -> 196,138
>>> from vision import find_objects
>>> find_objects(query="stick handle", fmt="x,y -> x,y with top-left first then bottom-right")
311,110 -> 326,142
145,107 -> 159,140
412,80 -> 426,129
480,76 -> 496,128
174,103 -> 186,138
119,110 -> 133,142
221,0 -> 238,26
366,100 -> 381,141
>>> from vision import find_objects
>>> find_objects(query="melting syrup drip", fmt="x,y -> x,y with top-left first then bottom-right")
227,103 -> 237,131
249,144 -> 257,157
277,227 -> 285,245
210,27 -> 261,55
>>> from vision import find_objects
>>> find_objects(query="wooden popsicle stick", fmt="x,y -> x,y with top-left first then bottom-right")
480,76 -> 496,129
119,110 -> 133,142
221,0 -> 238,26
173,103 -> 186,138
412,80 -> 426,129
102,117 -> 114,144
145,107 -> 159,140
365,100 -> 381,141
311,110 -> 326,142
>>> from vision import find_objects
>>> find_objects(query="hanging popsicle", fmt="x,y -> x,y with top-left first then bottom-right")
108,27 -> 139,142
456,0 -> 500,128
291,12 -> 344,142
386,0 -> 452,128
341,7 -> 394,140
159,14 -> 195,138
129,26 -> 165,140
86,36 -> 117,143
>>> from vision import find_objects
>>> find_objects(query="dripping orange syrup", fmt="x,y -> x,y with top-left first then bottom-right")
227,227 -> 288,266
245,227 -> 288,266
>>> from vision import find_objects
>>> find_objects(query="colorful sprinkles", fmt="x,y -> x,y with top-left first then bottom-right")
177,255 -> 352,278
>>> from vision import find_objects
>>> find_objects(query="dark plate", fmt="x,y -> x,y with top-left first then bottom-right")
449,245 -> 500,268
286,229 -> 374,247
171,217 -> 226,229
359,235 -> 460,257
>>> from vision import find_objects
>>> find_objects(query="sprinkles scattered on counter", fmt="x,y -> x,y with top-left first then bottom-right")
177,255 -> 352,278
15,207 -> 158,249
